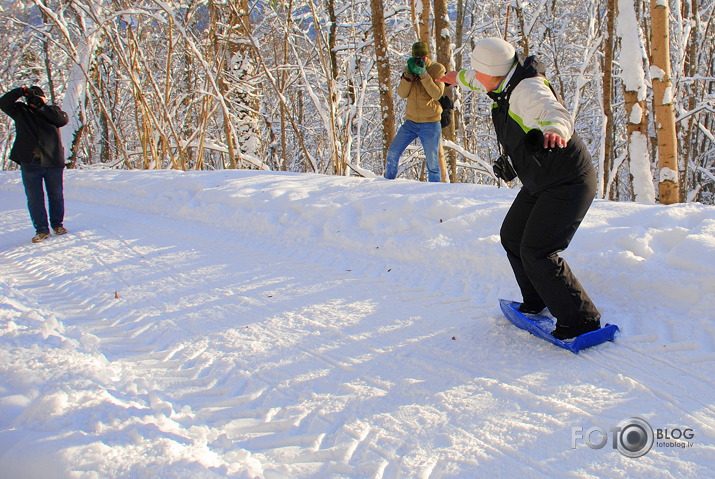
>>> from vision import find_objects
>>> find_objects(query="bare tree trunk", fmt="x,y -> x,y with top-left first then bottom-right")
410,0 -> 420,40
326,0 -> 346,176
420,0 -> 431,41
370,0 -> 396,163
680,0 -> 700,201
278,0 -> 294,171
225,0 -> 262,170
455,0 -> 465,72
602,0 -> 616,199
306,0 -> 343,175
507,3 -> 529,55
209,1 -> 234,169
39,8 -> 56,104
452,0 -> 466,181
650,0 -> 680,204
434,0 -> 453,182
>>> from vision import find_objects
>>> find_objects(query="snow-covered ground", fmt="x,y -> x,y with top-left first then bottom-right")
0,169 -> 713,478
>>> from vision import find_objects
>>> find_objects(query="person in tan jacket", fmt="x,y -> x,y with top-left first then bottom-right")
384,42 -> 446,182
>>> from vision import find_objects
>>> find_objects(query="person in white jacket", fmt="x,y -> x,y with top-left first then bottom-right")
438,38 -> 601,340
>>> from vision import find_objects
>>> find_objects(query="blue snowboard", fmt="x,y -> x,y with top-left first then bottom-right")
499,299 -> 619,354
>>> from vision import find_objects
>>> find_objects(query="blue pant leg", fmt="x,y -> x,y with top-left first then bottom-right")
45,167 -> 65,229
417,121 -> 442,182
385,121 -> 418,179
21,166 -> 50,234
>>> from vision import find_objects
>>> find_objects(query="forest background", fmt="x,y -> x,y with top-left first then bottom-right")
0,0 -> 713,204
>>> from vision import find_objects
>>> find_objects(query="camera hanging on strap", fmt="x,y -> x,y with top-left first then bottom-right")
493,141 -> 517,184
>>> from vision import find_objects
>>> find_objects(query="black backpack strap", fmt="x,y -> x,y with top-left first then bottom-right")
487,54 -> 564,117
502,55 -> 542,99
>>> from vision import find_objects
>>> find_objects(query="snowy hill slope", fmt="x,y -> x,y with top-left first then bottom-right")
0,170 -> 713,478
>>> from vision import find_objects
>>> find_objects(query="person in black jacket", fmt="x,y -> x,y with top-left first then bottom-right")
438,38 -> 601,340
1,86 -> 70,243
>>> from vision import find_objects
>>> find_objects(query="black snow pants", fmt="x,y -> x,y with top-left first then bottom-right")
500,170 -> 601,327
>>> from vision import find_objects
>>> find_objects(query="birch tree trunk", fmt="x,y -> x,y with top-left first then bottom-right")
370,0 -> 395,163
617,0 -> 655,202
434,0 -> 453,182
419,0 -> 431,41
650,0 -> 681,204
225,0 -> 261,169
326,0 -> 347,176
602,0 -> 617,199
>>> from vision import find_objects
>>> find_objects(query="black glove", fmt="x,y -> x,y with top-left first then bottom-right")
524,129 -> 546,166
524,129 -> 544,154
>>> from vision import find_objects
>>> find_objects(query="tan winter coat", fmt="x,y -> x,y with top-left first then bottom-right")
397,58 -> 446,123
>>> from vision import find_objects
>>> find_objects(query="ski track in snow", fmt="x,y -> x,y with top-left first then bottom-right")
0,170 -> 714,478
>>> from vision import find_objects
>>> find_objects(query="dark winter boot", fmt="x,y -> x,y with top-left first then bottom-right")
552,320 -> 601,341
519,302 -> 546,315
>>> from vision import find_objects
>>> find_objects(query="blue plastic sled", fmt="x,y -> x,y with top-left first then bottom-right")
499,299 -> 619,354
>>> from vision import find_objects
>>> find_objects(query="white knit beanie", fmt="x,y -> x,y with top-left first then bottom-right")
470,38 -> 516,76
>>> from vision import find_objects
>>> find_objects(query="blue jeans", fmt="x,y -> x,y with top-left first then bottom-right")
21,166 -> 65,234
385,120 -> 441,182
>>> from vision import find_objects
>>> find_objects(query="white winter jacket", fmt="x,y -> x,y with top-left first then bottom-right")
455,66 -> 574,141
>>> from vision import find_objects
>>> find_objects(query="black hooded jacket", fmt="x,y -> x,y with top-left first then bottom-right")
487,57 -> 593,194
0,87 -> 69,168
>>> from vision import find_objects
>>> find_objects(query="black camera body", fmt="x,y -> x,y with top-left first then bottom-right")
493,155 -> 517,182
26,94 -> 44,108
413,57 -> 425,68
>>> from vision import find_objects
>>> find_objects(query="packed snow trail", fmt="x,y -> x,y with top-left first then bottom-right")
0,170 -> 713,478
